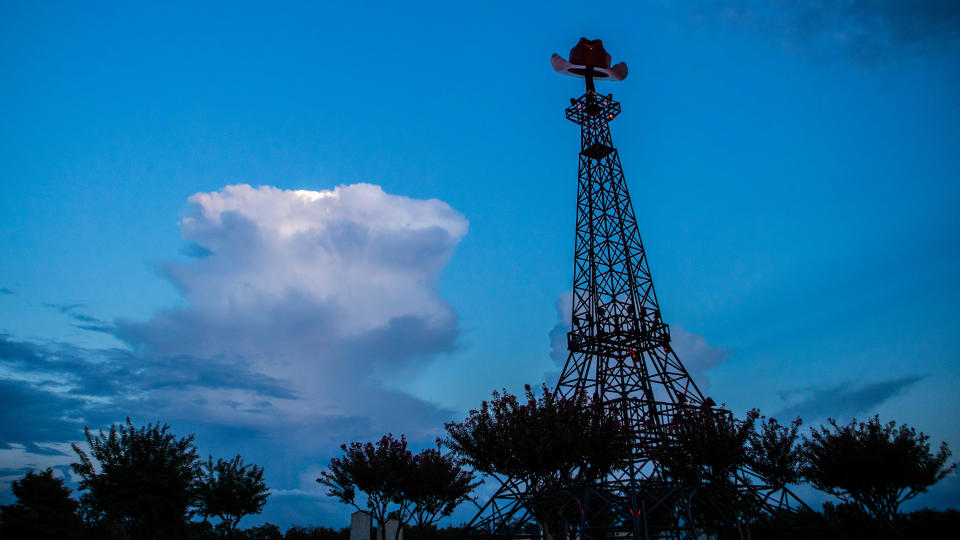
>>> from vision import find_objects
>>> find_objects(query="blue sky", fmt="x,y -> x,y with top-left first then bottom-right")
1,0 -> 959,530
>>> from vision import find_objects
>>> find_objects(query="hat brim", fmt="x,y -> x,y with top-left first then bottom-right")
551,54 -> 628,82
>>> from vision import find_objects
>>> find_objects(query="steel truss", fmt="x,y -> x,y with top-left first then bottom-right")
463,91 -> 811,540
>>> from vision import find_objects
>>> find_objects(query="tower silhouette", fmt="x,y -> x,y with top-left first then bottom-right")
464,39 -> 807,540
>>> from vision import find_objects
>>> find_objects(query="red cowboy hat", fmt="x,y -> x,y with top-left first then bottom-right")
551,37 -> 628,81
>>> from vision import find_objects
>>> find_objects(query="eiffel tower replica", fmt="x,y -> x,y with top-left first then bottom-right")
463,39 -> 809,540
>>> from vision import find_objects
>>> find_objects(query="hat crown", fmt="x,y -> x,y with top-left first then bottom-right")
569,38 -> 612,69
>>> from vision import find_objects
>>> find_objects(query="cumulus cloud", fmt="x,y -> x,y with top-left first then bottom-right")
1,183 -> 471,523
2,183 -> 468,447
684,0 -> 960,63
110,183 -> 468,435
119,184 -> 465,352
547,292 -> 728,392
775,375 -> 923,421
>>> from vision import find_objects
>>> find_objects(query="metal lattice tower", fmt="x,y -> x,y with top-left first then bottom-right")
463,39 -> 808,540
558,89 -> 703,414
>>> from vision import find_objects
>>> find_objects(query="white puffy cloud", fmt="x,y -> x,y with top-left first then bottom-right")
170,184 -> 465,331
114,183 -> 469,437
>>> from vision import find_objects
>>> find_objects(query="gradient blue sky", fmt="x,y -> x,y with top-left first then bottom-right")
1,0 -> 959,530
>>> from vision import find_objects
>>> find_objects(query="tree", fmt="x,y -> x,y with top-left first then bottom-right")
659,404 -> 757,490
802,415 -> 956,530
71,418 -> 201,540
656,403 -> 758,537
284,525 -> 350,540
197,454 -> 270,539
406,443 -> 478,531
0,468 -> 83,540
317,434 -> 415,540
444,384 -> 632,540
747,414 -> 804,487
318,435 -> 479,540
242,522 -> 283,540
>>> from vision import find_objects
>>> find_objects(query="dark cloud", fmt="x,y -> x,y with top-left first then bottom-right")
0,333 -> 310,511
114,298 -> 458,375
345,313 -> 460,361
0,378 -> 86,449
776,375 -> 923,421
0,335 -> 295,401
180,242 -> 214,259
0,333 -> 298,458
42,302 -> 114,333
0,334 -> 43,363
686,0 -> 960,63
42,303 -> 84,315
135,355 -> 298,400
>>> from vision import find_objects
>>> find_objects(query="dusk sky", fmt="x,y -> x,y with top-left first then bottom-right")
1,0 -> 959,530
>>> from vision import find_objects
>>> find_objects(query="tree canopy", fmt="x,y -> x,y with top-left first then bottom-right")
444,384 -> 632,486
318,433 -> 413,537
747,415 -> 804,488
71,418 -> 202,539
0,468 -> 83,540
802,415 -> 956,527
70,419 -> 271,539
658,404 -> 757,490
406,444 -> 478,530
197,454 -> 270,539
318,433 -> 477,540
444,384 -> 632,540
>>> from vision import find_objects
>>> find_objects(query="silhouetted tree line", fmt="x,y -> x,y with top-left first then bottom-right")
444,385 -> 955,539
1,418 -> 269,540
275,523 -> 463,540
1,390 -> 957,540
